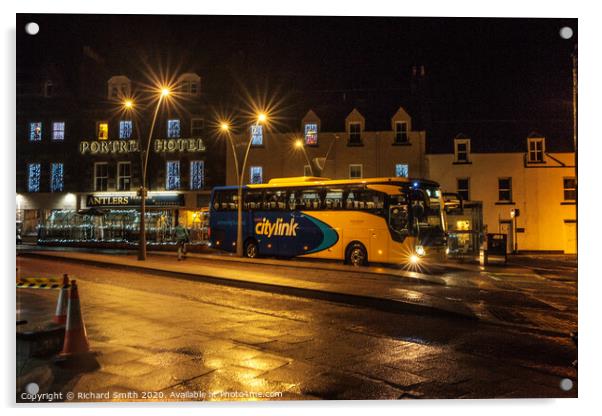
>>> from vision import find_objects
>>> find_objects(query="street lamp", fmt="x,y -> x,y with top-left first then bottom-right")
294,139 -> 314,176
219,113 -> 268,256
136,86 -> 171,261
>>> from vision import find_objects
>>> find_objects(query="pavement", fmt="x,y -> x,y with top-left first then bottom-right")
16,256 -> 578,401
18,249 -> 578,335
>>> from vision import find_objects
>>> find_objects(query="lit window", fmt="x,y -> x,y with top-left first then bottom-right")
117,162 -> 131,191
119,120 -> 133,139
251,125 -> 263,146
394,121 -> 408,144
349,164 -> 363,179
27,163 -> 41,192
52,122 -> 65,141
249,166 -> 263,184
563,177 -> 576,201
166,161 -> 180,190
454,139 -> 470,163
191,119 -> 204,136
167,119 -> 181,138
395,163 -> 409,178
190,160 -> 205,190
50,163 -> 64,192
528,138 -> 545,162
498,177 -> 512,202
304,123 -> 318,145
94,163 -> 108,191
29,122 -> 42,141
98,122 -> 109,140
457,178 -> 470,201
348,122 -> 361,145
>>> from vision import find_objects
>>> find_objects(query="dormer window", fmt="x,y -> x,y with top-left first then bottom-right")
43,80 -> 54,97
394,121 -> 409,144
107,75 -> 131,100
348,122 -> 362,145
304,123 -> 318,145
454,138 -> 470,163
528,137 -> 545,163
177,73 -> 201,96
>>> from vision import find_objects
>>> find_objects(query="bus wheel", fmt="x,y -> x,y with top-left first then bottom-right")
346,242 -> 367,267
244,240 -> 259,259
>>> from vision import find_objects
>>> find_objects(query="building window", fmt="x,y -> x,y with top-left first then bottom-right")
166,161 -> 181,190
348,122 -> 362,145
304,165 -> 313,176
119,120 -> 133,139
94,163 -> 108,191
97,122 -> 109,140
395,163 -> 409,178
249,166 -> 263,184
52,122 -> 65,141
304,123 -> 318,145
191,118 -> 204,136
190,82 -> 198,94
29,122 -> 42,141
190,160 -> 205,190
563,177 -> 576,201
250,125 -> 263,146
394,121 -> 408,144
27,163 -> 41,192
50,163 -> 64,192
498,177 -> 512,202
457,178 -> 470,201
110,86 -> 119,99
454,139 -> 470,163
43,80 -> 53,97
349,164 -> 363,179
167,119 -> 181,138
528,138 -> 545,162
117,162 -> 131,191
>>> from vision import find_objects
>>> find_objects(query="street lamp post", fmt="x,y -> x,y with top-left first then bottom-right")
294,139 -> 314,176
136,87 -> 170,261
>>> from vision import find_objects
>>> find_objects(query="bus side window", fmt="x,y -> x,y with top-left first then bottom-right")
325,189 -> 343,209
245,190 -> 263,210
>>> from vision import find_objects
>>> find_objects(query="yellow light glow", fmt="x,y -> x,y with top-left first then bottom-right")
294,139 -> 304,148
220,122 -> 230,131
409,254 -> 420,264
161,88 -> 170,97
257,112 -> 267,123
123,99 -> 134,109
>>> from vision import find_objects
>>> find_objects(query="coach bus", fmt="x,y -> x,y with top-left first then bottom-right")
209,177 -> 448,267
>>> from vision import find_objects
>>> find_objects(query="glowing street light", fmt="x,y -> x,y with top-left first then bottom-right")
220,122 -> 230,132
257,112 -> 267,123
293,138 -> 313,176
161,87 -> 171,97
123,99 -> 134,109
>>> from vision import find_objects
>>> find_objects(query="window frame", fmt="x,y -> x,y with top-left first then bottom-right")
348,122 -> 362,145
119,120 -> 133,140
528,137 -> 545,163
349,164 -> 363,179
52,121 -> 65,141
167,119 -> 181,139
97,121 -> 109,141
27,162 -> 41,192
395,163 -> 409,178
454,138 -> 470,163
250,125 -> 263,146
190,160 -> 205,190
394,121 -> 409,144
563,177 -> 577,201
166,160 -> 181,190
249,166 -> 263,184
50,162 -> 64,192
191,118 -> 204,137
498,177 -> 513,202
304,123 -> 319,146
94,162 -> 109,192
117,161 -> 132,191
457,177 -> 470,201
29,122 -> 42,142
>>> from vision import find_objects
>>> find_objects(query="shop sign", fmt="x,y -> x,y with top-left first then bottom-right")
86,193 -> 185,207
154,138 -> 205,153
80,140 -> 139,155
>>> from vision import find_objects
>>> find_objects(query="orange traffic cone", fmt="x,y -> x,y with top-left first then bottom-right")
58,280 -> 90,357
52,274 -> 70,324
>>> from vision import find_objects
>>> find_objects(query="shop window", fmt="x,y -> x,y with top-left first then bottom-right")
50,163 -> 64,192
498,177 -> 512,202
249,166 -> 263,184
563,177 -> 576,201
394,121 -> 408,144
528,138 -> 545,162
28,163 -> 41,192
395,163 -> 409,178
190,160 -> 205,190
119,120 -> 133,139
349,164 -> 363,179
167,119 -> 181,138
94,162 -> 108,191
52,122 -> 65,141
250,125 -> 263,146
117,162 -> 131,191
457,178 -> 470,201
454,138 -> 470,163
304,123 -> 318,145
29,122 -> 42,141
97,122 -> 109,140
191,118 -> 204,136
348,122 -> 362,145
166,161 -> 181,190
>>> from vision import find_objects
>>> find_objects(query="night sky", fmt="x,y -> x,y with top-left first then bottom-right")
16,14 -> 577,152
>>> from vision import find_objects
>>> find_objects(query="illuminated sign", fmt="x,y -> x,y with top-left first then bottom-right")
154,138 -> 205,153
86,193 -> 185,207
80,140 -> 139,155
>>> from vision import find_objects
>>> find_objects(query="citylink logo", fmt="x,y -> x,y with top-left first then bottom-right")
255,218 -> 299,238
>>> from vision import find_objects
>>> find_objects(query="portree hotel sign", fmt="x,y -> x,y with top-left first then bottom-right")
79,138 -> 206,155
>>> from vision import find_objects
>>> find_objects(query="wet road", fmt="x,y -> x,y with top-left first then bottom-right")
17,256 -> 577,400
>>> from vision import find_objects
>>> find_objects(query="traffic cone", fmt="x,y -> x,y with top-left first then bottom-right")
58,280 -> 90,357
52,274 -> 70,324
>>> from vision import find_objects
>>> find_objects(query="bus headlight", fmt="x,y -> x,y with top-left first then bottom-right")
409,254 -> 420,264
415,245 -> 426,256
